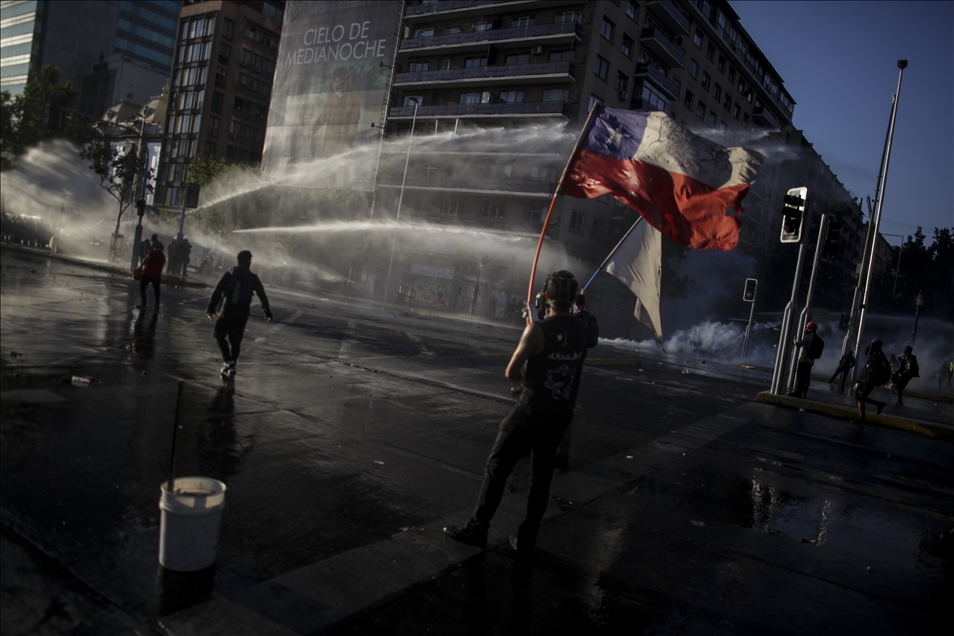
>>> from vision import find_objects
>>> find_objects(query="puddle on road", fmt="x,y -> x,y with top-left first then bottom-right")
723,476 -> 942,572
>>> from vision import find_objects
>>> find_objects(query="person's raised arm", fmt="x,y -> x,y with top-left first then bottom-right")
505,322 -> 544,384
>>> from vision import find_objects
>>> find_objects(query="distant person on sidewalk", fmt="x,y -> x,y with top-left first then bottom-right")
444,271 -> 589,557
178,235 -> 192,277
206,250 -> 272,378
937,357 -> 953,390
891,345 -> 919,407
789,322 -> 823,398
139,240 -> 166,309
828,349 -> 856,386
853,338 -> 890,423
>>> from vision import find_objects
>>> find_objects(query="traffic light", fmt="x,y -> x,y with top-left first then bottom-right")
743,278 -> 757,302
136,199 -> 146,216
838,313 -> 851,331
822,218 -> 843,258
780,187 -> 808,243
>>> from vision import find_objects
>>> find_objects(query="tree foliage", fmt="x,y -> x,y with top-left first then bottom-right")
871,226 -> 954,318
185,155 -> 230,186
0,65 -> 90,170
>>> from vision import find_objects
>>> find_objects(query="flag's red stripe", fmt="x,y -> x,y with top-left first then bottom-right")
562,151 -> 749,251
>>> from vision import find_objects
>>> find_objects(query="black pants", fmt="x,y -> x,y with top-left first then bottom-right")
467,399 -> 570,545
214,312 -> 249,363
894,376 -> 910,404
794,361 -> 813,397
829,364 -> 852,384
140,276 -> 160,306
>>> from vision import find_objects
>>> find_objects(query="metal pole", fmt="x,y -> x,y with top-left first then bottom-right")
129,118 -> 146,272
383,100 -> 418,301
911,291 -> 923,344
166,381 -> 184,493
852,60 -> 907,378
785,214 -> 828,393
741,288 -> 757,364
771,237 -> 809,394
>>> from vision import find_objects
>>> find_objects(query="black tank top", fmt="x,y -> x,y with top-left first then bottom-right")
523,314 -> 589,408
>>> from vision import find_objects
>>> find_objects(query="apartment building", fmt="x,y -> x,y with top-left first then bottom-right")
0,0 -> 180,114
374,0 -> 863,321
154,0 -> 283,210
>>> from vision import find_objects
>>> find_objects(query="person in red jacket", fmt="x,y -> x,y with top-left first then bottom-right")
140,241 -> 166,308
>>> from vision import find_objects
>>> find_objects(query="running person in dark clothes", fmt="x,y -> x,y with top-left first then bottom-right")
853,338 -> 889,423
139,240 -> 165,309
829,349 -> 856,385
891,345 -> 919,406
445,271 -> 589,557
206,250 -> 272,377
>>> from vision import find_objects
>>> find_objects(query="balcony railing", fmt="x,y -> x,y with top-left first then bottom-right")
394,60 -> 575,85
389,101 -> 568,119
406,0 -> 527,18
401,20 -> 581,50
752,105 -> 780,130
633,63 -> 679,99
646,0 -> 690,36
639,26 -> 685,68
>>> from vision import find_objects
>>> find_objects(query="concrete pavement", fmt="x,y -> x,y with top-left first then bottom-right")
2,244 -> 952,635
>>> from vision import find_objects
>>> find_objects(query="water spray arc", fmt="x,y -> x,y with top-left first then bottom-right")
851,60 -> 908,379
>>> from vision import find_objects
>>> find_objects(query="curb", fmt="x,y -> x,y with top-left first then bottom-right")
755,390 -> 954,439
1,243 -> 207,289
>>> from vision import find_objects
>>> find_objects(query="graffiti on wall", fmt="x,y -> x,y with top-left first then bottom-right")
412,278 -> 451,308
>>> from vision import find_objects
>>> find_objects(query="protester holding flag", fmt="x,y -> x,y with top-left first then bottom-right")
445,271 -> 589,557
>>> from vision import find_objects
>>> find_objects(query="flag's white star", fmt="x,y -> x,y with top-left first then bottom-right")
605,125 -> 629,148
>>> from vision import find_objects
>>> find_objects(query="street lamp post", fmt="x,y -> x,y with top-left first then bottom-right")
129,117 -> 147,272
911,290 -> 924,344
383,98 -> 418,302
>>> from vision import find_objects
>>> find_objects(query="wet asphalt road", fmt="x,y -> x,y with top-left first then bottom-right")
1,246 -> 952,636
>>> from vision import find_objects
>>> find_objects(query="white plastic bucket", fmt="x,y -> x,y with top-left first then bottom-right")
158,477 -> 227,572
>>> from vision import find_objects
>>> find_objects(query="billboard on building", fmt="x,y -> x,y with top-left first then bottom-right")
262,1 -> 402,176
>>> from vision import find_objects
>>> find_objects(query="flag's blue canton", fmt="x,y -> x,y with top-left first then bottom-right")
579,107 -> 648,160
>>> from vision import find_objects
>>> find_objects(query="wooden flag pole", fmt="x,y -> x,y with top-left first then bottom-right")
526,107 -> 601,321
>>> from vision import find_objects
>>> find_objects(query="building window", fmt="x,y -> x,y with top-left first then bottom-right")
706,43 -> 715,61
588,94 -> 603,112
459,92 -> 483,104
474,21 -> 492,31
723,94 -> 732,110
733,104 -> 741,120
569,211 -> 585,234
683,89 -> 694,109
499,90 -> 524,103
701,72 -> 710,90
505,53 -> 529,65
601,17 -> 615,42
595,56 -> 609,81
209,116 -> 220,137
464,57 -> 486,68
548,50 -> 574,62
555,11 -> 581,24
438,59 -> 451,70
626,1 -> 637,20
414,28 -> 434,37
444,199 -> 459,215
263,2 -> 282,22
445,25 -> 460,34
479,201 -> 501,217
717,55 -> 726,74
211,91 -> 223,113
621,34 -> 634,58
707,111 -> 717,128
615,71 -> 629,95
215,68 -> 227,88
543,88 -> 569,102
738,79 -> 745,93
728,67 -> 736,83
695,100 -> 706,118
404,95 -> 424,106
408,61 -> 429,72
742,113 -> 750,126
641,82 -> 671,112
718,120 -> 726,132
511,16 -> 535,27
529,165 -> 553,181
693,31 -> 702,48
219,42 -> 231,64
688,59 -> 698,79
713,84 -> 721,100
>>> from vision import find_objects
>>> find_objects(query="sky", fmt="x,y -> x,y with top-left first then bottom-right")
729,0 -> 953,245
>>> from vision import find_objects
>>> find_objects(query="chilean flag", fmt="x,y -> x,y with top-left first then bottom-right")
561,106 -> 762,250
